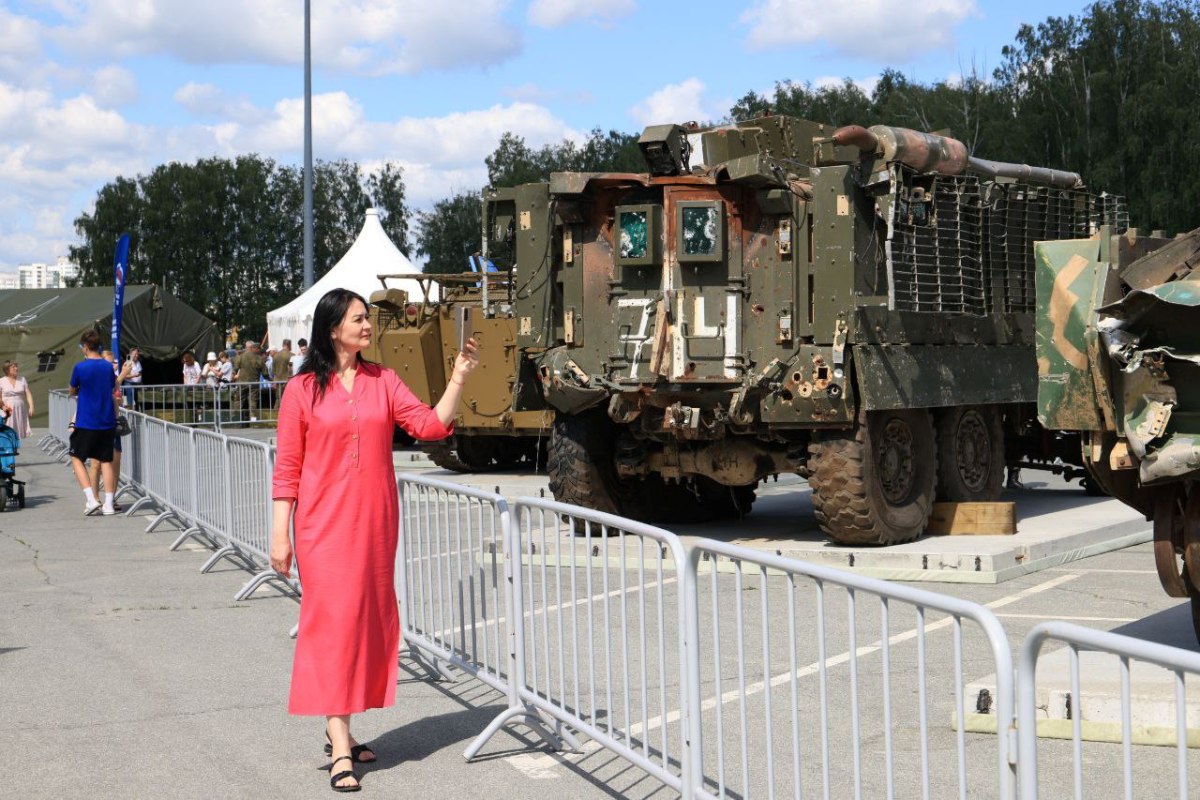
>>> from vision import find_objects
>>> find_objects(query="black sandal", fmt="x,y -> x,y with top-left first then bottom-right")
324,732 -> 376,763
328,755 -> 361,793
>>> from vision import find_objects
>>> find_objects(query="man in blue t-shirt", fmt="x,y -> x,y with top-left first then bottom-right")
69,329 -> 117,515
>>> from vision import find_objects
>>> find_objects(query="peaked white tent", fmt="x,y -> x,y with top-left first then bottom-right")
267,208 -> 435,348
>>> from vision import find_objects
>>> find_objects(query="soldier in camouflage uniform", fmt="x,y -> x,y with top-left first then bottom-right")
233,341 -> 266,420
273,339 -> 293,383
272,339 -> 293,408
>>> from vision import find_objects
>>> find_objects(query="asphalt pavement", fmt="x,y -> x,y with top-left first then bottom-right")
5,428 -> 1198,799
2,431 -> 666,800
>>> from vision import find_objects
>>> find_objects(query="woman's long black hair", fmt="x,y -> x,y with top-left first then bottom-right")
296,288 -> 373,402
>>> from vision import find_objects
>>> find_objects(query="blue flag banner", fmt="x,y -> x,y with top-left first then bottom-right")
111,234 -> 130,356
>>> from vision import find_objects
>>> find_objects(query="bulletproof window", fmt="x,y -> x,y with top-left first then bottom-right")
37,350 -> 63,373
615,204 -> 662,267
676,201 -> 724,263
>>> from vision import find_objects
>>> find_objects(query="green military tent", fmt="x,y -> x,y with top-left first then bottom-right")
0,285 -> 222,426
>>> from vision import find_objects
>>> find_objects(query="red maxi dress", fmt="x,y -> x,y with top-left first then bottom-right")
272,362 -> 452,715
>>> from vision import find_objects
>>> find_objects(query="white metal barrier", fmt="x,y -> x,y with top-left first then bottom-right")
40,391 -> 75,460
121,381 -> 287,430
1018,621 -> 1200,799
42,392 -> 1200,800
397,476 -> 571,755
685,540 -> 1015,800
45,389 -> 296,603
504,497 -> 691,790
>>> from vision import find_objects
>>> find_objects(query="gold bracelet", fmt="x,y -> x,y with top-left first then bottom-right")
451,377 -> 466,387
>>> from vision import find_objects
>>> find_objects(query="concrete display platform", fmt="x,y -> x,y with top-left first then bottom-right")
391,449 -> 1150,585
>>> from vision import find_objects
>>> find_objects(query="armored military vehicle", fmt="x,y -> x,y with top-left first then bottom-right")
485,115 -> 1126,542
366,275 -> 552,471
1035,227 -> 1200,638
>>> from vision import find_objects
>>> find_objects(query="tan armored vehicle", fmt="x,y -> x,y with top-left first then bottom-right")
366,274 -> 551,471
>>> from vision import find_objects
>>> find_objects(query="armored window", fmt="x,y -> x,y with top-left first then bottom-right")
37,350 -> 62,373
676,201 -> 724,263
615,204 -> 662,267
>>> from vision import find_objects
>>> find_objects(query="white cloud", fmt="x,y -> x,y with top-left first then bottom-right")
628,78 -> 717,128
527,0 -> 635,28
204,95 -> 580,205
91,65 -> 138,107
174,82 -> 261,124
46,0 -> 523,75
0,9 -> 43,80
741,0 -> 975,61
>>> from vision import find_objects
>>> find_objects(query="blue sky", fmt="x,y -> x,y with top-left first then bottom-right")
0,0 -> 1092,271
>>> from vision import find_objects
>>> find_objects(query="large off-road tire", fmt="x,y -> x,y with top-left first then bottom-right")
424,440 -> 473,472
424,436 -> 541,473
808,409 -> 937,546
548,410 -> 651,520
935,405 -> 1005,502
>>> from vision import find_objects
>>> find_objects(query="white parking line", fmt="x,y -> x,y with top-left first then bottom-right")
995,613 -> 1137,622
1047,568 -> 1157,574
626,573 -> 1080,738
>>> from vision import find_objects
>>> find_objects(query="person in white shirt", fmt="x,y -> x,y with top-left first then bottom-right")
200,352 -> 222,388
218,351 -> 234,384
290,338 -> 308,376
181,350 -> 201,385
122,346 -> 143,409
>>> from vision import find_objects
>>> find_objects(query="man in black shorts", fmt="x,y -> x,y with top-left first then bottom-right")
69,330 -> 117,515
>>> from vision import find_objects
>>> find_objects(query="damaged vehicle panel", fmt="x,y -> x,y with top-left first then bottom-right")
1034,227 -> 1200,640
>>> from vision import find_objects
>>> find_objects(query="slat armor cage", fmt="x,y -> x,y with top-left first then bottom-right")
889,170 -> 1127,316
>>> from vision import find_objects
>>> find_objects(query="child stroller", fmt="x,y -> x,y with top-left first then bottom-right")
0,420 -> 25,510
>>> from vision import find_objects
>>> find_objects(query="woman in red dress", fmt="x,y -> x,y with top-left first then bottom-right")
270,288 -> 477,792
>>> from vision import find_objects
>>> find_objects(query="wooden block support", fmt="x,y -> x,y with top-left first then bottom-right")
926,502 -> 1017,536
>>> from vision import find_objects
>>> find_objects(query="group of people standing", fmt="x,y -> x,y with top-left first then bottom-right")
179,338 -> 309,389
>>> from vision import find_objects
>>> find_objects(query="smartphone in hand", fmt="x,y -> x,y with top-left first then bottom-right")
458,306 -> 473,352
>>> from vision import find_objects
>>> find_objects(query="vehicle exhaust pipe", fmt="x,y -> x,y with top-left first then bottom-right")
966,156 -> 1083,189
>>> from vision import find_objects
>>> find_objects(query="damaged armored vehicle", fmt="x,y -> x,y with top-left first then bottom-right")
482,114 -> 1125,544
1035,228 -> 1200,636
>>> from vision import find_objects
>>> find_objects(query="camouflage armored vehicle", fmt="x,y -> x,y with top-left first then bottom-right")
1035,227 -> 1200,637
485,115 -> 1126,542
366,275 -> 552,471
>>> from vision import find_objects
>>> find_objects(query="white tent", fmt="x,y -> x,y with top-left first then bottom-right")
266,208 -> 436,348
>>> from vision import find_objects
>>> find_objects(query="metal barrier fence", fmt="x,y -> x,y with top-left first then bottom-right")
44,389 -> 297,603
1018,621 -> 1200,800
41,392 -> 1200,799
121,381 -> 287,430
685,541 -> 1014,800
40,390 -> 75,460
505,497 -> 692,791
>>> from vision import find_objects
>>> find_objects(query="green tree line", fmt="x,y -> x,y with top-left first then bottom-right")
71,156 -> 407,340
72,0 -> 1200,334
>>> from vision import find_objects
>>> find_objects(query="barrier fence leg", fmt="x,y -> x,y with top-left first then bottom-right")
144,509 -> 181,533
463,703 -> 571,761
114,481 -> 141,503
405,645 -> 457,683
169,526 -> 218,551
200,544 -> 256,574
234,570 -> 301,601
123,495 -> 155,516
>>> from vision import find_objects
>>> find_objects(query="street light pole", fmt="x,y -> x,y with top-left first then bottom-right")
302,0 -> 314,289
